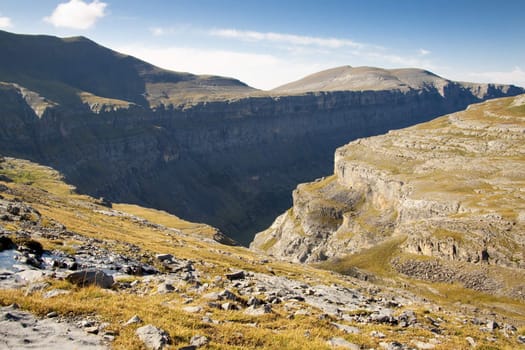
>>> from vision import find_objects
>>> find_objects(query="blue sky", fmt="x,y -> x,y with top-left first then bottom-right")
1,0 -> 524,89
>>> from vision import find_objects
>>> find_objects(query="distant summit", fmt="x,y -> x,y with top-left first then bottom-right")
273,65 -> 520,98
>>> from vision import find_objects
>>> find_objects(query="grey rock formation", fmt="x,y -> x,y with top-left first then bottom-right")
252,94 -> 525,295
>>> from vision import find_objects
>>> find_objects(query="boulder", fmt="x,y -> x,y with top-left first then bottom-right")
136,324 -> 171,350
225,270 -> 246,281
66,269 -> 114,289
190,335 -> 209,347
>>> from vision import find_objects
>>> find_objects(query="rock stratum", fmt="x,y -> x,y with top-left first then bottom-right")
0,30 -> 523,245
251,94 -> 525,298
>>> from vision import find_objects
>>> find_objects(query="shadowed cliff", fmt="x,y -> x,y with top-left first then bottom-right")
0,30 -> 523,245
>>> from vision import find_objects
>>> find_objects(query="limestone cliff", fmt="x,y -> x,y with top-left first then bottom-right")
0,30 -> 523,245
251,95 -> 525,277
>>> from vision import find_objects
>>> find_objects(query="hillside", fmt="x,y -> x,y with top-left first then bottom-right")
1,157 -> 525,349
251,94 -> 525,300
0,30 -> 255,108
0,30 -> 523,245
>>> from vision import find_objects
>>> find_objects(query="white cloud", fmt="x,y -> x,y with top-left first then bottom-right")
210,28 -> 363,49
115,44 -> 333,90
466,67 -> 525,88
0,16 -> 12,28
44,0 -> 107,30
209,28 -> 434,71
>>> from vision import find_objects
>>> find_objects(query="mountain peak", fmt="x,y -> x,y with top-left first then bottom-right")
272,65 -> 449,93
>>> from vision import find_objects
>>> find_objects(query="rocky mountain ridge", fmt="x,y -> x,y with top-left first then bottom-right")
0,30 -> 523,244
251,94 -> 525,298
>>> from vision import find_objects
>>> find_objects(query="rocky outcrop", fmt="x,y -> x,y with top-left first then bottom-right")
251,95 -> 525,275
0,30 -> 523,245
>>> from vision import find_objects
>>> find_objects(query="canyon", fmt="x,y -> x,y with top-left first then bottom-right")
0,30 -> 523,244
251,94 -> 525,299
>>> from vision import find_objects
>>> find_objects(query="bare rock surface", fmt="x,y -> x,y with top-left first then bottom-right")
0,304 -> 107,350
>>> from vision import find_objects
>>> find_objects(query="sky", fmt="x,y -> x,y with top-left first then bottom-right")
0,0 -> 524,90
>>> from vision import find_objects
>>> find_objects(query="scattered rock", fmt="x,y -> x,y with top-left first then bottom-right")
225,270 -> 245,281
370,330 -> 386,338
124,315 -> 142,326
517,335 -> 525,344
331,322 -> 360,334
380,342 -> 405,350
221,302 -> 239,311
190,335 -> 209,347
244,304 -> 272,316
156,254 -> 173,262
43,289 -> 70,298
398,310 -> 417,327
66,269 -> 114,289
486,320 -> 499,330
136,324 -> 171,350
46,311 -> 58,318
247,296 -> 264,307
203,292 -> 221,301
326,337 -> 360,349
412,340 -> 435,349
465,336 -> 476,347
85,326 -> 99,334
157,282 -> 175,294
183,306 -> 202,313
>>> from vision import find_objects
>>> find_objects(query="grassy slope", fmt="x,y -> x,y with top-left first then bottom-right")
0,157 -> 524,349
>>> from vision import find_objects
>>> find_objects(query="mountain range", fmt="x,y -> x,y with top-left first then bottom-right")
0,29 -> 523,245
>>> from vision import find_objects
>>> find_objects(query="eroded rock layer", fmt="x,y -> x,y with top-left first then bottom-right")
252,95 -> 525,279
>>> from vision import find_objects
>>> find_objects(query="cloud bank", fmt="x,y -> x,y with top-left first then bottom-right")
468,67 -> 525,88
44,0 -> 107,30
210,28 -> 363,49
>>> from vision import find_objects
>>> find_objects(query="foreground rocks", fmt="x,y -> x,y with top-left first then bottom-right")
0,304 -> 107,350
136,325 -> 171,350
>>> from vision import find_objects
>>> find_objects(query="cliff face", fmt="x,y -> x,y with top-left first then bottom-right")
2,82 -> 523,245
251,95 -> 525,283
0,31 -> 524,245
